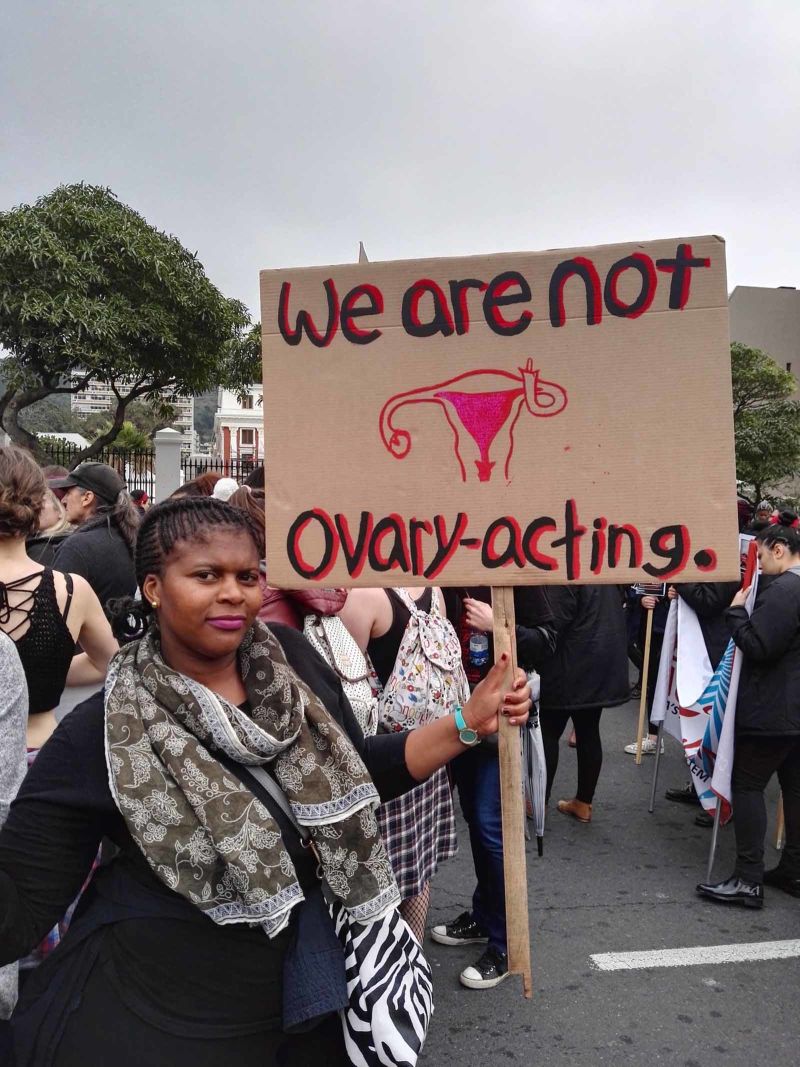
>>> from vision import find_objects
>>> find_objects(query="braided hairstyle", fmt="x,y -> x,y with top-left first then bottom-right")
111,496 -> 263,642
756,511 -> 800,555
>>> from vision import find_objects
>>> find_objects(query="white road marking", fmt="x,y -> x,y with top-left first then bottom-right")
590,939 -> 800,971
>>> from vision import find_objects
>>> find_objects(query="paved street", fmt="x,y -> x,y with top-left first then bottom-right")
424,698 -> 799,1067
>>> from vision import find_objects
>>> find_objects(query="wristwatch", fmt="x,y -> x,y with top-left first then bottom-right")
454,705 -> 480,747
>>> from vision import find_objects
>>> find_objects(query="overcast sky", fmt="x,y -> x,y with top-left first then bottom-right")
2,1 -> 798,320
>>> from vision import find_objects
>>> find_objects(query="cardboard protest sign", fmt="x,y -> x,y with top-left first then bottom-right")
260,236 -> 738,588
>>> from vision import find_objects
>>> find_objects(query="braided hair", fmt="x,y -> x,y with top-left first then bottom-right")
111,496 -> 262,642
756,511 -> 800,556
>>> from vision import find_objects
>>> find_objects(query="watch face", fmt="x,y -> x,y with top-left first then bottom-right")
460,727 -> 479,746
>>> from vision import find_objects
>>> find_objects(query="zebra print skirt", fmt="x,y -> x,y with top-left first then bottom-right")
377,766 -> 457,899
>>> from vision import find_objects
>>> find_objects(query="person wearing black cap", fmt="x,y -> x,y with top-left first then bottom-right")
51,463 -> 141,617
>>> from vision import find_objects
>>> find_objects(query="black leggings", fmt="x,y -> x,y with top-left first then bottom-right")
540,707 -> 603,805
732,734 -> 800,883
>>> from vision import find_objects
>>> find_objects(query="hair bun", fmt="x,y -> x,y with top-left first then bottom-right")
0,447 -> 47,538
777,509 -> 800,529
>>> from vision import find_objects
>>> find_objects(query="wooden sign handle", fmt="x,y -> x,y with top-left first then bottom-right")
491,587 -> 533,999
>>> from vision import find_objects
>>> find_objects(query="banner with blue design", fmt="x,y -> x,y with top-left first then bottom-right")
651,541 -> 758,824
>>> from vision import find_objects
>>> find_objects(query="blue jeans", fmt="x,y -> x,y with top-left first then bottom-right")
452,747 -> 506,954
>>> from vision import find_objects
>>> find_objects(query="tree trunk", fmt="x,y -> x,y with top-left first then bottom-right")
1,375 -> 165,465
0,386 -> 16,432
2,387 -> 54,458
67,395 -> 134,466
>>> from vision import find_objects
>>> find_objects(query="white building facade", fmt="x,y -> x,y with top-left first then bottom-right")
213,384 -> 264,467
71,376 -> 196,450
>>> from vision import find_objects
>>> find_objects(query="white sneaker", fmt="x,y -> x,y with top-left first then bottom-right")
624,737 -> 664,755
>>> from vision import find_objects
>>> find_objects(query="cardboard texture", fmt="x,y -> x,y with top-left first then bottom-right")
260,236 -> 738,588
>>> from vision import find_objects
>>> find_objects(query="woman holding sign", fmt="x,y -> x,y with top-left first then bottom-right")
0,497 -> 530,1066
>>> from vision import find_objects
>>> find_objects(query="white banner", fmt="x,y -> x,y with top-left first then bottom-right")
650,544 -> 758,823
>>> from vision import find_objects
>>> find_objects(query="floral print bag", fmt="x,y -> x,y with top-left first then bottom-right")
378,588 -> 470,733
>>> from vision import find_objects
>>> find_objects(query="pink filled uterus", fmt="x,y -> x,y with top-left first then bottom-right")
434,388 -> 523,481
379,359 -> 568,483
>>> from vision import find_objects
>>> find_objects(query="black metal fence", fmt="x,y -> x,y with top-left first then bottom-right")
40,441 -> 156,495
38,440 -> 262,495
180,454 -> 260,485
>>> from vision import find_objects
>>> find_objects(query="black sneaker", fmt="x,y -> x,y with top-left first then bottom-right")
430,911 -> 489,947
665,783 -> 700,806
459,945 -> 510,989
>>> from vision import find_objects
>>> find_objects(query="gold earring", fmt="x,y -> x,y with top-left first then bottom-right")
151,600 -> 159,609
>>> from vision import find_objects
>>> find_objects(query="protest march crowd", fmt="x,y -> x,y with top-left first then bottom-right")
0,446 -> 797,1066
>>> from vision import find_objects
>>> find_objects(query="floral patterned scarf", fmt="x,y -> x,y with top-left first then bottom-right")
104,620 -> 400,936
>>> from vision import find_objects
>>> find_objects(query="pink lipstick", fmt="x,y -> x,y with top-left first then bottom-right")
207,617 -> 246,631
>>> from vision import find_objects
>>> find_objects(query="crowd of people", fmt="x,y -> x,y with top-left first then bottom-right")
0,445 -> 797,1065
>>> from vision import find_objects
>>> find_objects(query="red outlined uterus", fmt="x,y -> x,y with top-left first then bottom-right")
379,358 -> 568,483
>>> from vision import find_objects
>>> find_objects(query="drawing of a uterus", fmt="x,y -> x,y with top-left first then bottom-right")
379,359 -> 568,483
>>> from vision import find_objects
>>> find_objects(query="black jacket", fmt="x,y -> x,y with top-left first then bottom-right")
726,569 -> 800,736
538,585 -> 629,712
676,581 -> 740,667
25,531 -> 70,568
55,516 -> 136,617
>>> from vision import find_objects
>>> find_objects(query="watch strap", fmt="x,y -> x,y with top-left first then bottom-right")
454,705 -> 480,746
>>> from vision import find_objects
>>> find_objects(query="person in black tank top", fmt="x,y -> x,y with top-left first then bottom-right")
1,447 -> 120,974
367,587 -> 433,687
0,447 -> 119,749
341,586 -> 462,943
1,569 -> 76,716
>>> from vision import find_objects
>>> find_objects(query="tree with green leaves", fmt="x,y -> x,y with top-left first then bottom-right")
220,321 -> 262,399
731,341 -> 800,503
0,183 -> 254,463
103,420 -> 152,451
16,396 -> 79,436
72,398 -> 175,445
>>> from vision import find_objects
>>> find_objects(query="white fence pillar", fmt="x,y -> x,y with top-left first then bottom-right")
154,428 -> 183,502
